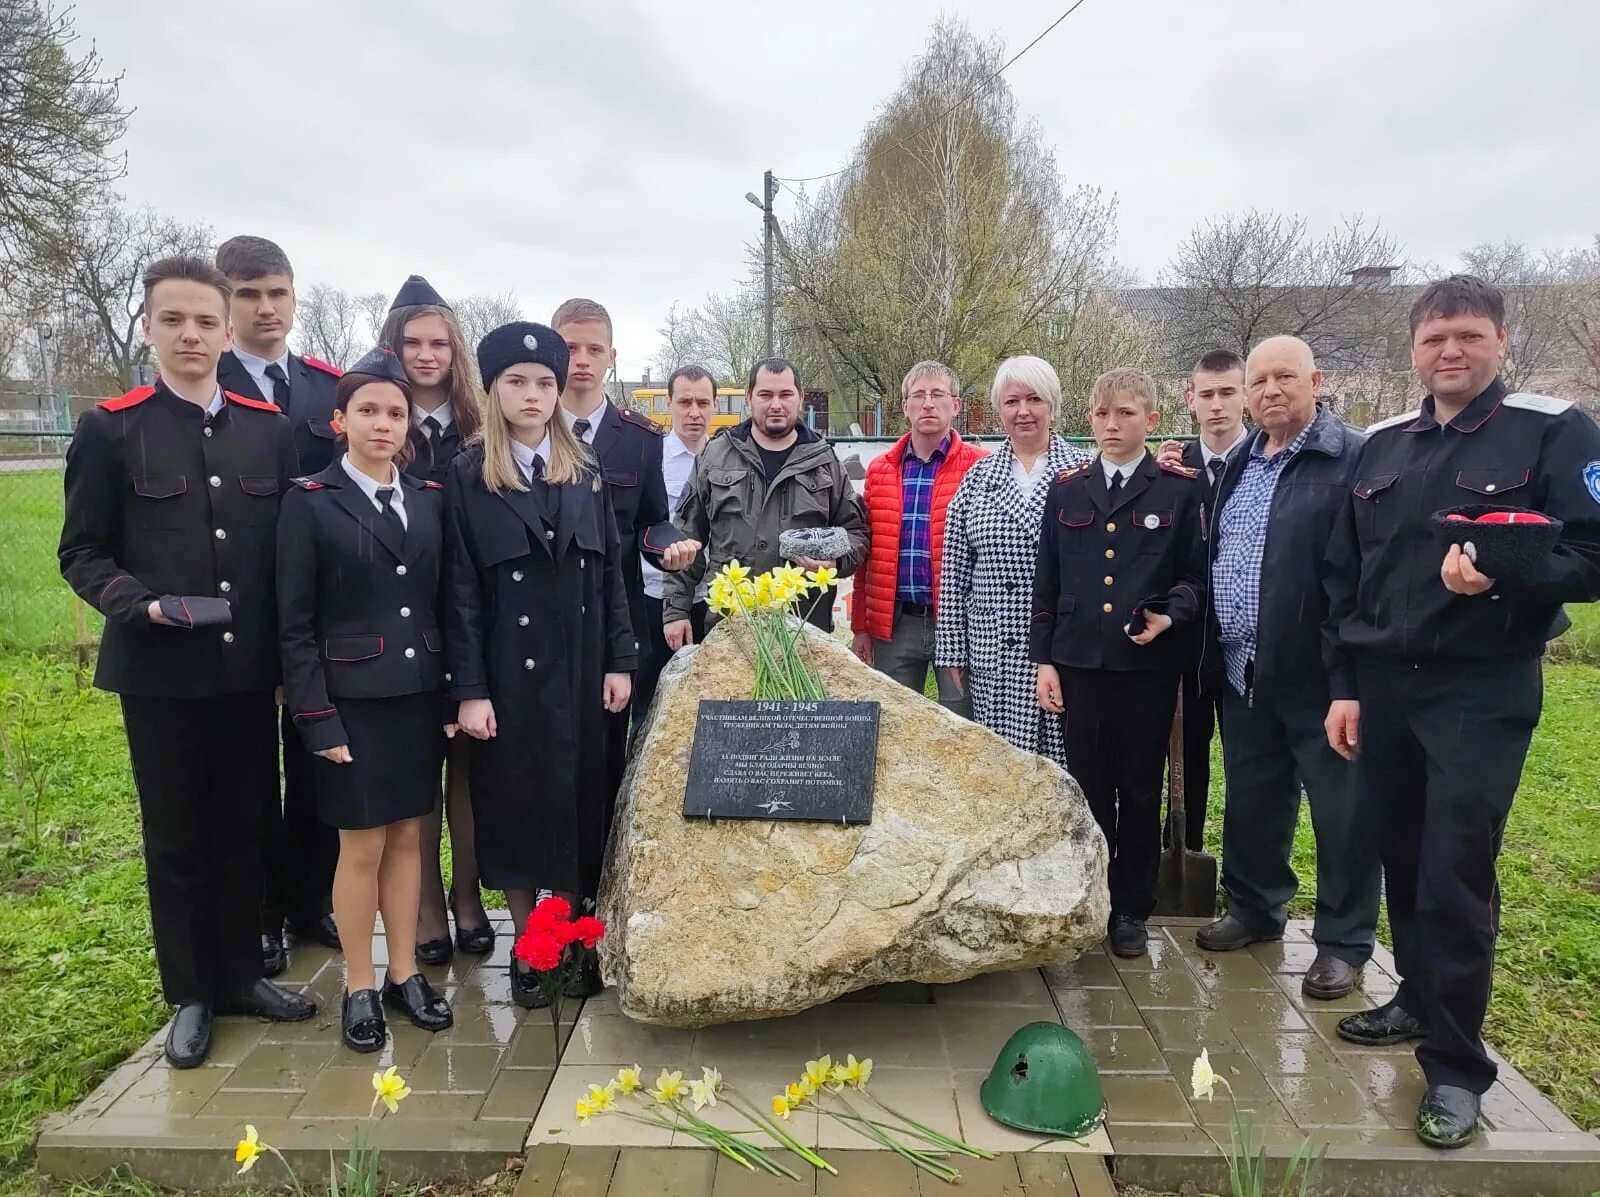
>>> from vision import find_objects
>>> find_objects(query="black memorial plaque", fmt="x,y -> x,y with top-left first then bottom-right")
684,700 -> 880,823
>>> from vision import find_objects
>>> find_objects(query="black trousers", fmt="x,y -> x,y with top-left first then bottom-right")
632,594 -> 709,731
121,692 -> 276,1005
1217,685 -> 1378,964
1166,668 -> 1221,851
1059,667 -> 1179,919
1355,654 -> 1542,1094
261,709 -> 338,933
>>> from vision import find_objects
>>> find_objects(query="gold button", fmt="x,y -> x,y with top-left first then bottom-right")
1106,522 -> 1117,532
1102,602 -> 1113,613
1104,576 -> 1114,585
1104,549 -> 1114,559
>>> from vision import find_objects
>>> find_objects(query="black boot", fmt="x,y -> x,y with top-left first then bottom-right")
216,978 -> 316,1021
563,946 -> 603,998
165,1004 -> 213,1069
1108,915 -> 1148,958
1337,998 -> 1426,1047
341,989 -> 385,1053
261,932 -> 287,978
383,972 -> 453,1031
511,959 -> 550,1009
415,935 -> 454,967
1416,1085 -> 1480,1148
1196,912 -> 1281,952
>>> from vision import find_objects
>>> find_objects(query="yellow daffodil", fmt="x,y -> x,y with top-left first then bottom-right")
234,1125 -> 265,1174
708,576 -> 735,614
371,1066 -> 411,1114
803,1055 -> 834,1091
774,564 -> 809,592
771,1092 -> 793,1120
586,1082 -> 616,1112
1190,1048 -> 1217,1102
719,560 -> 751,585
615,1064 -> 642,1094
806,566 -> 838,590
754,574 -> 774,607
788,1080 -> 811,1103
701,1065 -> 723,1090
839,1054 -> 873,1089
650,1069 -> 687,1105
688,1077 -> 717,1111
575,1097 -> 594,1123
735,579 -> 757,607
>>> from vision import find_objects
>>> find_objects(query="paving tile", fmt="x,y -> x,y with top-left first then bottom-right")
1183,949 -> 1279,993
1078,1026 -> 1168,1073
609,1148 -> 715,1194
815,1150 -> 920,1196
1268,970 -> 1380,1014
453,962 -> 518,1005
1117,968 -> 1213,1010
1042,951 -> 1123,990
710,1150 -> 814,1195
559,1013 -> 696,1070
1014,1152 -> 1094,1195
934,1004 -> 1058,1070
257,1009 -> 343,1044
1234,1031 -> 1345,1077
1106,929 -> 1186,972
692,1012 -> 824,1071
506,1021 -> 584,1071
1211,990 -> 1311,1034
197,1089 -> 305,1120
1477,1083 -> 1549,1132
1267,1073 -> 1386,1128
550,1145 -> 618,1195
222,1041 -> 337,1091
949,1070 -> 1113,1153
1162,1049 -> 1276,1102
926,1153 -> 1023,1193
1104,1122 -> 1217,1151
1343,1052 -> 1430,1129
196,1018 -> 267,1067
1246,940 -> 1321,974
687,1063 -> 820,1151
292,1067 -> 493,1118
815,1067 -> 958,1150
481,1067 -> 555,1121
435,1001 -> 526,1046
807,1004 -> 947,1069
1098,1073 -> 1195,1126
529,1066 -> 675,1148
103,1067 -> 227,1119
931,966 -> 1053,1006
396,1042 -> 505,1093
1051,986 -> 1144,1030
276,945 -> 338,984
515,1144 -> 568,1197
313,1021 -> 433,1071
1141,1007 -> 1243,1052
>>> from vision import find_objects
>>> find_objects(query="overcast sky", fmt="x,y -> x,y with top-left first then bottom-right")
76,0 -> 1600,376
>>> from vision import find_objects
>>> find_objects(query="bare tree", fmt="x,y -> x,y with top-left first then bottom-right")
294,284 -> 366,369
1562,237 -> 1600,396
1456,240 -> 1588,393
0,0 -> 130,280
454,292 -> 525,350
1157,211 -> 1407,370
1032,289 -> 1167,434
653,301 -> 699,378
354,291 -> 389,349
779,17 -> 1119,402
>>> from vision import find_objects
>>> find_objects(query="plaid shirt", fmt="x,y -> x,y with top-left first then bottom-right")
1213,422 -> 1314,695
896,434 -> 950,605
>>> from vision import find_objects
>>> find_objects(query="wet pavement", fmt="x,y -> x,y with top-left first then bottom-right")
36,918 -> 1600,1195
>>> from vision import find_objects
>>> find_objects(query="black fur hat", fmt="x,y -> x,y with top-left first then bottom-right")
476,322 -> 569,393
1431,505 -> 1563,584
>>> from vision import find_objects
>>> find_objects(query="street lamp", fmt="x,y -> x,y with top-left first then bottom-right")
746,171 -> 777,357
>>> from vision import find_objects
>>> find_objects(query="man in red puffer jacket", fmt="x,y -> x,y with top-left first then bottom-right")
849,361 -> 986,710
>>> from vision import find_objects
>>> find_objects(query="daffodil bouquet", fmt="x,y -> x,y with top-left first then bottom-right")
707,559 -> 836,701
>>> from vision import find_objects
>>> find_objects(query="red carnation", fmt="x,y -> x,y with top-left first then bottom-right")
573,916 -> 606,949
550,918 -> 582,947
530,895 -> 572,926
514,929 -> 563,972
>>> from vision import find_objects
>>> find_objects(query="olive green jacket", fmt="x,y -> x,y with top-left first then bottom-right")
665,420 -> 867,631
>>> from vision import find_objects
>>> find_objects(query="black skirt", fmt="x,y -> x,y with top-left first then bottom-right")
314,692 -> 446,830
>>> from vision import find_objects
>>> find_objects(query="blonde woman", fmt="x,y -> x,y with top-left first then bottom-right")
935,355 -> 1093,763
442,322 -> 635,1006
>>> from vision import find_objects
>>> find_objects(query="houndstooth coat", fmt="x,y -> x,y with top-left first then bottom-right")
935,435 -> 1094,764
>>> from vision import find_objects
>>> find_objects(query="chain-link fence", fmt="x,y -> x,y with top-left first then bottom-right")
0,431 -> 96,654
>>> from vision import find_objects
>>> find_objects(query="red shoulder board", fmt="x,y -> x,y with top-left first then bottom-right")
225,390 -> 282,413
422,480 -> 444,489
291,477 -> 325,490
620,408 -> 666,435
1054,462 -> 1093,483
301,355 -> 342,378
1160,461 -> 1201,479
97,386 -> 157,412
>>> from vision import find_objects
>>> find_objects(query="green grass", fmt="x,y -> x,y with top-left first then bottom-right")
0,472 -> 100,654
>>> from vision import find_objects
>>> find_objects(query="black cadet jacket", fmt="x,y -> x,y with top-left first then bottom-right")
218,350 -> 342,475
404,412 -> 465,485
1324,380 -> 1600,698
1200,405 -> 1366,704
1030,454 -> 1208,672
588,402 -> 679,657
276,462 -> 447,754
59,383 -> 297,697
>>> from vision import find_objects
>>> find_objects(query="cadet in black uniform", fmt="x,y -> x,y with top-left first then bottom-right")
379,277 -> 494,966
277,345 -> 455,1052
1325,275 -> 1600,1148
58,256 -> 315,1069
1031,368 -> 1207,959
551,299 -> 698,794
444,323 -> 636,1006
214,235 -> 342,971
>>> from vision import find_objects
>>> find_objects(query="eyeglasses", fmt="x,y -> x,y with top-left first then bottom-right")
908,389 -> 952,403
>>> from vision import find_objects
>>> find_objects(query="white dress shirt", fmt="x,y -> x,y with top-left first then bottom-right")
562,399 -> 608,444
232,344 -> 291,405
643,431 -> 706,601
510,433 -> 553,483
340,454 -> 407,529
1011,450 -> 1054,495
1201,428 -> 1251,473
1101,450 -> 1147,488
415,400 -> 454,433
205,387 -> 224,416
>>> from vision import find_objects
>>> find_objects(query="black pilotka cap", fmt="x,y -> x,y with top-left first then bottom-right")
389,274 -> 450,311
345,343 -> 412,391
477,322 -> 569,393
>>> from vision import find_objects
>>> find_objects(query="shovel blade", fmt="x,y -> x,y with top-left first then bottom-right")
1155,844 -> 1218,918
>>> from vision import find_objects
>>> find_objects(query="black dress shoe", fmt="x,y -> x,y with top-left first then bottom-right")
1302,951 -> 1360,1000
342,989 -> 386,1053
289,912 -> 342,951
455,922 -> 495,955
562,947 -> 603,998
1337,998 -> 1427,1046
1196,912 -> 1282,953
416,936 -> 454,967
1416,1084 -> 1480,1148
1108,915 -> 1149,958
511,959 -> 550,1009
383,972 -> 454,1031
216,978 -> 317,1022
261,933 -> 287,978
165,1004 -> 213,1069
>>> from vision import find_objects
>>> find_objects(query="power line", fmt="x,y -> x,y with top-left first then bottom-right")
773,0 -> 1094,187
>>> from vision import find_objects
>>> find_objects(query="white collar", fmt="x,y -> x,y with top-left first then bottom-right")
415,400 -> 454,431
232,343 -> 290,376
206,386 -> 224,416
1101,450 -> 1146,483
511,433 -> 553,475
563,398 -> 608,440
1201,428 -> 1250,465
340,453 -> 401,507
664,430 -> 701,458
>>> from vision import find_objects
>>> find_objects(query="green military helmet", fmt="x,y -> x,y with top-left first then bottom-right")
980,1020 -> 1104,1137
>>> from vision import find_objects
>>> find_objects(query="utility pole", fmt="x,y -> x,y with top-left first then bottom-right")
745,170 -> 779,357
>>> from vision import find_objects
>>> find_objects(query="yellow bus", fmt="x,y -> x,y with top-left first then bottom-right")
631,386 -> 747,433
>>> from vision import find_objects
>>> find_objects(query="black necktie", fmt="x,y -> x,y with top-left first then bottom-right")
572,418 -> 591,441
264,362 -> 290,408
1108,471 -> 1123,499
376,486 -> 405,543
1208,457 -> 1225,490
423,415 -> 442,441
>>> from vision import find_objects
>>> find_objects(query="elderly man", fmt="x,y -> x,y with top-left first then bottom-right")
1196,335 -> 1379,1001
666,357 -> 867,645
1325,276 -> 1600,1147
850,361 -> 985,706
